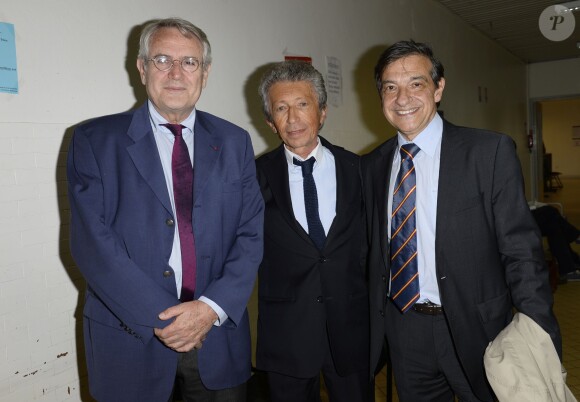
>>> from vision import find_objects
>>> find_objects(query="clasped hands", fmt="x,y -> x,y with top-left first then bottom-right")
154,300 -> 218,352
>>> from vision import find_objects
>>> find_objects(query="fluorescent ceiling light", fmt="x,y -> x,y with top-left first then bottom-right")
559,1 -> 580,12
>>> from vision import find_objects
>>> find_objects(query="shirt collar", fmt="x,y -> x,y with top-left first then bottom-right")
284,137 -> 324,167
148,100 -> 196,134
397,112 -> 443,158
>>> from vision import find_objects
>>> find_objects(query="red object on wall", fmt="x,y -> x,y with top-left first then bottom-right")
284,55 -> 312,64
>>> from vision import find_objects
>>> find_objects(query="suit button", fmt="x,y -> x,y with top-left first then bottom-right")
163,270 -> 173,278
316,296 -> 323,303
166,219 -> 175,227
379,310 -> 384,316
319,257 -> 327,263
381,275 -> 387,282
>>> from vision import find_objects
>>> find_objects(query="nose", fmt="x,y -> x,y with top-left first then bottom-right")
168,60 -> 184,79
287,106 -> 298,123
395,87 -> 411,106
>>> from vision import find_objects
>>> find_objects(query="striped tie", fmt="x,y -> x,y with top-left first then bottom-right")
390,143 -> 420,313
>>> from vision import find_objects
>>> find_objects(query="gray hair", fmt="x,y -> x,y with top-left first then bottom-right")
138,18 -> 212,70
258,61 -> 327,122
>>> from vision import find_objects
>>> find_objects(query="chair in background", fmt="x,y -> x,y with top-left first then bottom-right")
544,153 -> 563,192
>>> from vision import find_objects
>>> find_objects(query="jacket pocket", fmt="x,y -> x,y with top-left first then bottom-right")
454,194 -> 483,214
476,291 -> 512,340
476,291 -> 511,323
223,180 -> 241,193
83,292 -> 124,331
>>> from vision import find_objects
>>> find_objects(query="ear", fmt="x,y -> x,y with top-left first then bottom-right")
434,77 -> 445,103
266,120 -> 278,134
201,64 -> 212,89
319,106 -> 328,127
136,59 -> 147,85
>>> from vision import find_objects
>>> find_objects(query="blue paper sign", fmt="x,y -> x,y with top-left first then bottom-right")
0,22 -> 18,94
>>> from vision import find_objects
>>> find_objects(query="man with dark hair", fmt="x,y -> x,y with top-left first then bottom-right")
362,40 -> 561,402
67,18 -> 263,402
255,60 -> 371,402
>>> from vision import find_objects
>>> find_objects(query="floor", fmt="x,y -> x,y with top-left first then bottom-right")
543,177 -> 580,398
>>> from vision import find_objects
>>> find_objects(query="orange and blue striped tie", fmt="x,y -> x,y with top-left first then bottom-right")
390,143 -> 420,313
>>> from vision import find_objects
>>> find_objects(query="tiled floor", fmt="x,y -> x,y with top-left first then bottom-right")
545,176 -> 580,399
554,281 -> 580,398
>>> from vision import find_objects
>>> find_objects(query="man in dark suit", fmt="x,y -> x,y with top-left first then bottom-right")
67,18 -> 263,402
255,61 -> 370,402
361,40 -> 561,402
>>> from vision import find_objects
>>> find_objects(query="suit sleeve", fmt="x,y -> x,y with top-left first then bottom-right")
67,127 -> 178,342
196,132 -> 264,327
492,135 -> 562,358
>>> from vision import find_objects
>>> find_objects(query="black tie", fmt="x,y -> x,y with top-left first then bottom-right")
293,157 -> 326,250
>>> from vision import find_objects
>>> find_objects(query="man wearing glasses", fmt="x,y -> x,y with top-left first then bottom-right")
67,18 -> 263,402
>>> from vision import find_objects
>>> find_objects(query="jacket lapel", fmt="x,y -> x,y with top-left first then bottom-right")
264,145 -> 313,245
436,121 -> 463,242
376,140 -> 397,263
193,113 -> 223,204
126,104 -> 173,215
320,137 -> 344,244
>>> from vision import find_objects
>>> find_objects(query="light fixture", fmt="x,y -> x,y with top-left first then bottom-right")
559,0 -> 580,12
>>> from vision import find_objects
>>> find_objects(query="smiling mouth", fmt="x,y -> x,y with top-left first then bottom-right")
395,108 -> 419,116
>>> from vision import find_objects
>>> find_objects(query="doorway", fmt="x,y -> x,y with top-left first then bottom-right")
529,96 -> 580,202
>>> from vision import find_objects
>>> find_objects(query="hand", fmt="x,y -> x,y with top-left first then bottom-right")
154,300 -> 218,352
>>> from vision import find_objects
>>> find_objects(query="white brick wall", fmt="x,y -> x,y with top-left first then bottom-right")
0,123 -> 88,402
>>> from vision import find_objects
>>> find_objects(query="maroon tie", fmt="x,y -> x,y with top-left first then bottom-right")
161,123 -> 196,301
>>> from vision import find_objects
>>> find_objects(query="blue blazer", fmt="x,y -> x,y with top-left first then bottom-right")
67,103 -> 264,402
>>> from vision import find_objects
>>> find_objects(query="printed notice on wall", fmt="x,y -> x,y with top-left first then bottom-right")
325,56 -> 342,107
0,22 -> 18,94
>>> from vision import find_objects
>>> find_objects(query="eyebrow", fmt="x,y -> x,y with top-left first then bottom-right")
152,53 -> 198,59
382,75 -> 428,84
273,97 -> 309,104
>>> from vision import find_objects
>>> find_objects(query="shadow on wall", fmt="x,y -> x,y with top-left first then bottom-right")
243,62 -> 287,157
352,44 -> 397,155
245,50 -> 399,159
56,126 -> 96,401
126,21 -> 150,111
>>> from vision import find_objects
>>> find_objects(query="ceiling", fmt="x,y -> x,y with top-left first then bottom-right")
434,0 -> 580,63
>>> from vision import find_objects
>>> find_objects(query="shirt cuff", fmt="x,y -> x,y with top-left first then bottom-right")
198,296 -> 228,326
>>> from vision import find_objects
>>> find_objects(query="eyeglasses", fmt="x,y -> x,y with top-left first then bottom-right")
147,55 -> 201,73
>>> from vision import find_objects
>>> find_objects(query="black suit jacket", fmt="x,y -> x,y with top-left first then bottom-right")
361,120 -> 561,401
255,137 -> 369,378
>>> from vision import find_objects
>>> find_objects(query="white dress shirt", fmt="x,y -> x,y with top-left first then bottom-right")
148,101 -> 226,324
388,113 -> 443,305
284,138 -> 337,237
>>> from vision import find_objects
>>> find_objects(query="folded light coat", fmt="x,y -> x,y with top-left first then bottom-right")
484,312 -> 576,402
